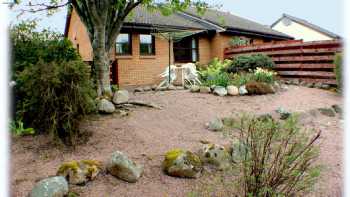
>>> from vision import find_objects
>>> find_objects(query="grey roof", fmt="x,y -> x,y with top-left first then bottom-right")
272,14 -> 341,39
124,6 -> 213,30
183,7 -> 292,39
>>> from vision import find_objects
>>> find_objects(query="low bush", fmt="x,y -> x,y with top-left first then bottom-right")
232,115 -> 321,196
334,53 -> 342,90
202,72 -> 232,87
226,54 -> 275,73
230,72 -> 256,87
16,60 -> 96,144
245,81 -> 275,95
229,37 -> 249,47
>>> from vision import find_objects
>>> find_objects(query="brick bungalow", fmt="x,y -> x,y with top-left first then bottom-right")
65,6 -> 292,87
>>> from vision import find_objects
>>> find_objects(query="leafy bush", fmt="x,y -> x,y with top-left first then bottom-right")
16,60 -> 96,144
334,53 -> 342,90
254,67 -> 277,84
199,58 -> 232,81
226,54 -> 275,73
202,72 -> 232,87
232,115 -> 321,196
245,81 -> 275,95
230,72 -> 256,87
11,21 -> 95,144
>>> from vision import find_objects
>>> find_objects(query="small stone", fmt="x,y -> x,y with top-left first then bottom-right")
290,79 -> 300,85
112,90 -> 129,104
134,87 -> 144,92
143,86 -> 152,91
107,151 -> 143,183
321,84 -> 331,89
98,99 -> 115,114
318,108 -> 336,117
299,81 -> 308,87
210,85 -> 216,91
306,83 -> 314,88
331,104 -> 342,114
314,83 -> 323,89
198,144 -> 232,170
227,85 -> 239,96
239,86 -> 248,95
207,117 -> 224,131
151,85 -> 157,91
167,84 -> 176,90
213,86 -> 227,96
176,86 -> 184,90
199,86 -> 211,93
190,85 -> 200,92
162,149 -> 202,178
276,107 -> 291,120
30,176 -> 68,197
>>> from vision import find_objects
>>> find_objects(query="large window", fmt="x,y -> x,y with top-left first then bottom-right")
174,37 -> 198,63
116,33 -> 132,55
140,34 -> 155,55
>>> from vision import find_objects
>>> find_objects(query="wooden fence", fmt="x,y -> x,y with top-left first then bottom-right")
224,40 -> 342,85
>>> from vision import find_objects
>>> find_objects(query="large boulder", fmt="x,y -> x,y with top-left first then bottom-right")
162,149 -> 202,178
239,85 -> 248,95
245,82 -> 275,95
199,86 -> 211,93
213,86 -> 227,96
198,144 -> 232,170
57,160 -> 102,185
98,99 -> 115,114
227,85 -> 239,96
113,90 -> 129,104
30,176 -> 68,197
107,151 -> 143,183
207,117 -> 224,131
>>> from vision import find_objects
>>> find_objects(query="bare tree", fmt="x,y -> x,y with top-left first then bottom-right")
11,0 -> 209,97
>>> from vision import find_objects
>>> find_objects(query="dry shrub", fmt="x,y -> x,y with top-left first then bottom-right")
232,115 -> 321,196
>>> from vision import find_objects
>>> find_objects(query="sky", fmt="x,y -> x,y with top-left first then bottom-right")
10,0 -> 343,36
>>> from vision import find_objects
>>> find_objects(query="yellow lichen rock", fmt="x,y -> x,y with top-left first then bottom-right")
57,160 -> 102,185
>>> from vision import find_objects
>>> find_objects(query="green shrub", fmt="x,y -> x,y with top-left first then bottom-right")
202,72 -> 232,87
230,72 -> 256,87
199,58 -> 232,81
11,21 -> 80,77
334,53 -> 342,90
10,119 -> 35,136
254,67 -> 277,84
15,60 -> 96,144
232,115 -> 321,196
226,54 -> 275,73
245,81 -> 275,95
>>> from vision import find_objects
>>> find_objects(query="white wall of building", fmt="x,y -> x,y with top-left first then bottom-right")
272,18 -> 333,42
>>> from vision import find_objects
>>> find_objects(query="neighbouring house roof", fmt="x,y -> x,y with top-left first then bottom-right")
65,5 -> 292,40
271,13 -> 341,39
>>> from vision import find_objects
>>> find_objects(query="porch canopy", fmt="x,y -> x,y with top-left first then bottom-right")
150,26 -> 207,83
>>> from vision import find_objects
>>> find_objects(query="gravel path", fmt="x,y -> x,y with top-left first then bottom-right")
11,86 -> 343,197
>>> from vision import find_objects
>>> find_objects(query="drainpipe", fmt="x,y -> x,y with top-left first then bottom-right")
168,35 -> 171,84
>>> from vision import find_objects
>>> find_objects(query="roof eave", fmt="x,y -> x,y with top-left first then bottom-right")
225,27 -> 293,40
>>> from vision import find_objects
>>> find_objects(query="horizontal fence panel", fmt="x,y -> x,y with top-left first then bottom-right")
224,40 -> 342,85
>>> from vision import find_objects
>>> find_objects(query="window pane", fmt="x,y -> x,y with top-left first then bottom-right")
116,34 -> 131,54
140,34 -> 152,44
117,34 -> 129,43
140,34 -> 154,55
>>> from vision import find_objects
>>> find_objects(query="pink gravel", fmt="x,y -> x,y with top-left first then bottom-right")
10,85 -> 343,196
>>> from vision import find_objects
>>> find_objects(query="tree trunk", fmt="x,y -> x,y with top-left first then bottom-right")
92,27 -> 112,97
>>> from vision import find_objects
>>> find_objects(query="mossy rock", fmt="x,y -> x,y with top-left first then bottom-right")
198,144 -> 232,171
57,160 -> 102,185
318,107 -> 336,117
162,149 -> 202,178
